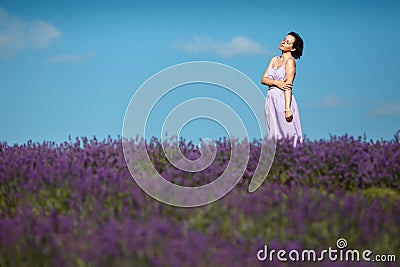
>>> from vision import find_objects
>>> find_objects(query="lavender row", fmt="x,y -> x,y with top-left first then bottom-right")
145,132 -> 400,191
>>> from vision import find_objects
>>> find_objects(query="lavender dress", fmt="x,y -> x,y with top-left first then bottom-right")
265,56 -> 303,146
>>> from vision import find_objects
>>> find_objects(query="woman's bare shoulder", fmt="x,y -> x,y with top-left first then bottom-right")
267,56 -> 278,67
286,57 -> 296,66
270,55 -> 279,62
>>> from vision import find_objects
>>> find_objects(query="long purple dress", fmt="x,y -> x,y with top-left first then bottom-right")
265,56 -> 303,146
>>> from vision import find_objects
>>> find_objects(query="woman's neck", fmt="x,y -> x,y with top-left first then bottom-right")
281,51 -> 292,60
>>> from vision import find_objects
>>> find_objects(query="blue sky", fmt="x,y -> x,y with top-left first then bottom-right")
1,0 -> 400,144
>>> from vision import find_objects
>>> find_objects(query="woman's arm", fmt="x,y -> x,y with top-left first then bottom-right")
283,58 -> 296,122
261,57 -> 276,87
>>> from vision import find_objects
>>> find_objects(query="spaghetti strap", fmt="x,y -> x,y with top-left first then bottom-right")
273,56 -> 280,68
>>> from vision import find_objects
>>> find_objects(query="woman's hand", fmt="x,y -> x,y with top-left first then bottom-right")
285,110 -> 293,122
274,79 -> 292,91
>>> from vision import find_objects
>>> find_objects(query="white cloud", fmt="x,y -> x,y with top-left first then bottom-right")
46,52 -> 95,63
372,102 -> 400,116
173,35 -> 267,58
0,6 -> 61,56
320,95 -> 344,108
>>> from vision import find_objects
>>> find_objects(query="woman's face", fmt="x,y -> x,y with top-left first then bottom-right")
279,35 -> 296,53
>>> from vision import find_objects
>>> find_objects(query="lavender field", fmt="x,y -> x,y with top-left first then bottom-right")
1,132 -> 400,267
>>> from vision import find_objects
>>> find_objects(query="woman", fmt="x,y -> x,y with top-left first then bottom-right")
261,31 -> 304,146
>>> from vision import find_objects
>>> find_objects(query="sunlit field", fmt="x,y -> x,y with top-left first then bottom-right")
1,132 -> 399,266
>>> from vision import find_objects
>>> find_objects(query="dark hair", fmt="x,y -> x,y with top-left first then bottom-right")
288,31 -> 303,59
